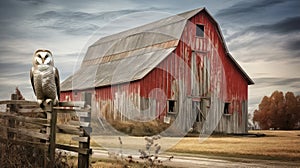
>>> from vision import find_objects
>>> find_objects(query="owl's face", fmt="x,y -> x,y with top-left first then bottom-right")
33,49 -> 54,67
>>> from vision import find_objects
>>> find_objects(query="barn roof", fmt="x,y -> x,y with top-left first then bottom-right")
61,8 -> 253,91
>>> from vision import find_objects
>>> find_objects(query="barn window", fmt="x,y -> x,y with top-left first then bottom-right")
196,24 -> 204,37
167,100 -> 176,114
224,102 -> 230,114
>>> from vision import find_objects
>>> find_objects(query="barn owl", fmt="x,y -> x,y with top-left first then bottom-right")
30,49 -> 60,107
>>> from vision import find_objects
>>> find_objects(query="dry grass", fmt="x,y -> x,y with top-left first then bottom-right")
168,130 -> 300,161
56,133 -> 101,148
90,157 -> 171,168
0,140 -> 78,167
90,158 -> 140,168
108,119 -> 170,136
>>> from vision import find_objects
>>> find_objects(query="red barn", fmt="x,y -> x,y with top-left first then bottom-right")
61,8 -> 254,134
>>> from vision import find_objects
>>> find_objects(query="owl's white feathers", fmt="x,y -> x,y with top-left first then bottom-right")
30,49 -> 60,106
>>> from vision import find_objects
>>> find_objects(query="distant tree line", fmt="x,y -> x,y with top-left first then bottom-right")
253,90 -> 300,130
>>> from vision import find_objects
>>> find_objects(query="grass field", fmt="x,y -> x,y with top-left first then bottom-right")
168,130 -> 300,161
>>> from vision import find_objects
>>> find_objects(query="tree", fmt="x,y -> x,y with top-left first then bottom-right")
253,90 -> 300,130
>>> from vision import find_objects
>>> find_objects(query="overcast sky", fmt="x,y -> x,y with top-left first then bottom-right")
0,0 -> 299,113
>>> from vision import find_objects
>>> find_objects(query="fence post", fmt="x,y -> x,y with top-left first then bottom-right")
78,129 -> 90,168
45,100 -> 56,168
78,104 -> 91,168
8,94 -> 18,139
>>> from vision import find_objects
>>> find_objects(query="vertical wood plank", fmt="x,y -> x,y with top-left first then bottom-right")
78,99 -> 91,168
8,94 -> 18,139
47,101 -> 56,168
78,129 -> 90,168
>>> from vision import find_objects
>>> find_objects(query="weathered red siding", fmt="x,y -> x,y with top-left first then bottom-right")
190,11 -> 248,113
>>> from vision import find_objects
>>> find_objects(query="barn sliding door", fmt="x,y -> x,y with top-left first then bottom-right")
191,51 -> 211,132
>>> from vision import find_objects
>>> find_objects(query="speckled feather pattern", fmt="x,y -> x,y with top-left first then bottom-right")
33,66 -> 57,100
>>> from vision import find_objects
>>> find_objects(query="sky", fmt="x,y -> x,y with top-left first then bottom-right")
0,0 -> 299,114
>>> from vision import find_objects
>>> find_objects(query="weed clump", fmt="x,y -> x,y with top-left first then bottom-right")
107,136 -> 174,167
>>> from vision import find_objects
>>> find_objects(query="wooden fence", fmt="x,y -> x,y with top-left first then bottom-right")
0,94 -> 92,168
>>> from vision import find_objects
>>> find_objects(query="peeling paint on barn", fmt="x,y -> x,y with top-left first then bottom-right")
60,8 -> 254,134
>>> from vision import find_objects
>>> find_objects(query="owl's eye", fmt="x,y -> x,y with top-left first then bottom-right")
37,54 -> 42,58
44,55 -> 52,65
36,56 -> 43,64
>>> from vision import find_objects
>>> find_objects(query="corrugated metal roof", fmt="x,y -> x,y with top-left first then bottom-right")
61,7 -> 253,91
83,29 -> 182,62
90,8 -> 204,46
82,40 -> 178,66
63,47 -> 175,90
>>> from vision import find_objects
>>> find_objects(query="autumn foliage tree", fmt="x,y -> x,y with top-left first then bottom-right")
253,91 -> 300,130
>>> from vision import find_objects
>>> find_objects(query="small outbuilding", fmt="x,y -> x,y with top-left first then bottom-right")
61,8 -> 254,134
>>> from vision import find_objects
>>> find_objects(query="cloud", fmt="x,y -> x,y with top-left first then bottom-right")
32,8 -> 169,36
225,15 -> 300,43
33,10 -> 101,36
0,48 -> 33,65
283,39 -> 300,59
216,0 -> 300,49
54,52 -> 83,81
286,39 -> 300,51
216,0 -> 287,24
17,0 -> 47,5
252,77 -> 300,88
0,62 -> 30,75
225,15 -> 300,62
217,0 -> 284,17
249,16 -> 300,34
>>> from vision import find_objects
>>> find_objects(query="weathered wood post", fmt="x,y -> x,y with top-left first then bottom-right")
44,100 -> 57,168
8,94 -> 18,139
78,104 -> 91,168
78,129 -> 90,168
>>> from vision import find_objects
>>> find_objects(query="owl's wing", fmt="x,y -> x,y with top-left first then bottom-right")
54,67 -> 60,100
30,68 -> 36,95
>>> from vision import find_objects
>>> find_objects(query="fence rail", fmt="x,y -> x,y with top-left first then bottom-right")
0,94 -> 92,168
